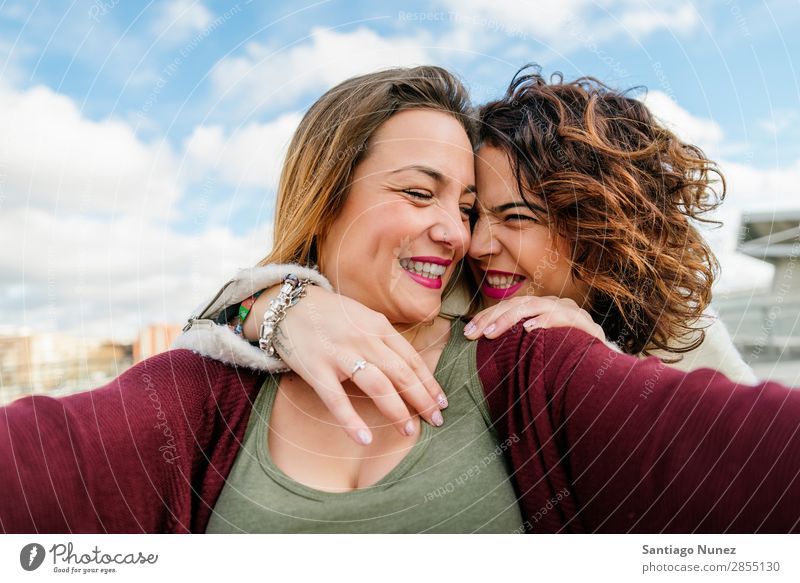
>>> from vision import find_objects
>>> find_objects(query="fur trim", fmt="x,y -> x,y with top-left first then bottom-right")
171,264 -> 332,372
172,320 -> 288,372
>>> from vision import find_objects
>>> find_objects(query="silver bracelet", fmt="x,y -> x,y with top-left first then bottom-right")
257,274 -> 311,358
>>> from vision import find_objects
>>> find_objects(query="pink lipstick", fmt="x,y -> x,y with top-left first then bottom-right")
399,256 -> 452,290
480,269 -> 527,300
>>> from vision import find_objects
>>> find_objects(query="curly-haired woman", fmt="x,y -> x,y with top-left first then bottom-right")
458,67 -> 752,374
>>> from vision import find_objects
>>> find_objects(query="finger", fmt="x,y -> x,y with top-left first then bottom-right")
343,359 -> 419,437
482,301 -> 554,339
524,311 -> 578,328
464,302 -> 516,338
304,370 -> 374,446
480,296 -> 562,338
524,312 -> 602,339
372,345 -> 444,427
383,333 -> 448,410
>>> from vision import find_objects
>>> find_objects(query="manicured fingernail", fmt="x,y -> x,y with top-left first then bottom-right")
463,322 -> 476,336
404,419 -> 416,436
432,411 -> 444,427
524,319 -> 540,331
484,324 -> 496,336
437,393 -> 449,408
357,429 -> 373,445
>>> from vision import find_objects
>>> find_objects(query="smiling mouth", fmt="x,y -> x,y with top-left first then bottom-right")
398,257 -> 449,289
484,272 -> 526,289
483,269 -> 526,290
479,270 -> 527,300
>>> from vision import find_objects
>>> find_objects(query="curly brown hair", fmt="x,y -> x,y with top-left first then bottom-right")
478,65 -> 724,356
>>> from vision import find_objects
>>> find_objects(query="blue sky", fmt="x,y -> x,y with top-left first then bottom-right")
2,0 -> 799,339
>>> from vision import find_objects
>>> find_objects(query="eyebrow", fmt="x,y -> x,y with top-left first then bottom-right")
490,201 -> 546,214
389,164 -> 476,195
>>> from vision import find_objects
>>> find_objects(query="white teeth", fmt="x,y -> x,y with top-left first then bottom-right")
399,258 -> 447,278
486,274 -> 524,289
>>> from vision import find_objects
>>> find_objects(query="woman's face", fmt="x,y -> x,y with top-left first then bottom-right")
318,109 -> 476,325
468,145 -> 588,307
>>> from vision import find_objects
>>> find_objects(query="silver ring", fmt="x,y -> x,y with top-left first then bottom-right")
350,359 -> 368,378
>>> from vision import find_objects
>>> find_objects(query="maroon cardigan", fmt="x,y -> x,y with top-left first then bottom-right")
2,327 -> 798,533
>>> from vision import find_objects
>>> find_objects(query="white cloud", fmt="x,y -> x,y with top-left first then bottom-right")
639,92 -> 799,216
0,84 -> 181,219
723,159 -> 800,212
209,5 -> 700,112
182,112 -> 302,190
758,109 -> 799,137
641,90 -> 725,153
152,0 -> 213,43
0,37 -> 29,86
618,3 -> 699,37
0,207 -> 270,341
0,81 -> 273,341
211,26 -> 433,112
438,0 -> 699,52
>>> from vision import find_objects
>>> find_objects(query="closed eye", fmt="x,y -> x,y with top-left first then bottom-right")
504,214 -> 536,223
402,189 -> 433,200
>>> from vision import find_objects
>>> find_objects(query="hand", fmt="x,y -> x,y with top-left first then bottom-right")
463,295 -> 605,342
244,285 -> 446,446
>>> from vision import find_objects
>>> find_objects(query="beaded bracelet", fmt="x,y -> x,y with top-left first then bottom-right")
258,274 -> 311,357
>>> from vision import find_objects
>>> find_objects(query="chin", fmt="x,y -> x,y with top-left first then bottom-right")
479,294 -> 502,308
397,304 -> 441,325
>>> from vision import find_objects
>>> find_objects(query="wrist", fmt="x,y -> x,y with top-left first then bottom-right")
242,282 -> 328,341
256,275 -> 311,358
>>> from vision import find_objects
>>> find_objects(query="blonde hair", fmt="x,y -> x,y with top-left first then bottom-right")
258,66 -> 476,269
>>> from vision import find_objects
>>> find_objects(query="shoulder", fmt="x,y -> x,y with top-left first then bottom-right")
476,325 -> 610,389
103,349 -> 265,414
124,348 -> 244,386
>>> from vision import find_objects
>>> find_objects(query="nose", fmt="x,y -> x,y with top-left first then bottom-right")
468,213 -> 500,260
431,199 -> 470,258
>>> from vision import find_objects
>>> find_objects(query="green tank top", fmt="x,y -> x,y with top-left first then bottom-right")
206,318 -> 523,533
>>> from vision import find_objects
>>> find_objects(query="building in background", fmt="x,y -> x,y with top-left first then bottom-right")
133,323 -> 183,362
0,332 -> 132,406
713,209 -> 800,385
0,323 -> 184,406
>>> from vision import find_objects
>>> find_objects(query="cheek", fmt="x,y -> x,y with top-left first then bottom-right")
511,227 -> 552,267
517,230 -> 569,286
319,202 -> 382,276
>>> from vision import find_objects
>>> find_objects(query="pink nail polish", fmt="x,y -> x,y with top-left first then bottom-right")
437,394 -> 449,408
357,429 -> 373,445
484,324 -> 496,336
404,420 -> 416,436
432,411 -> 444,427
524,319 -> 540,331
